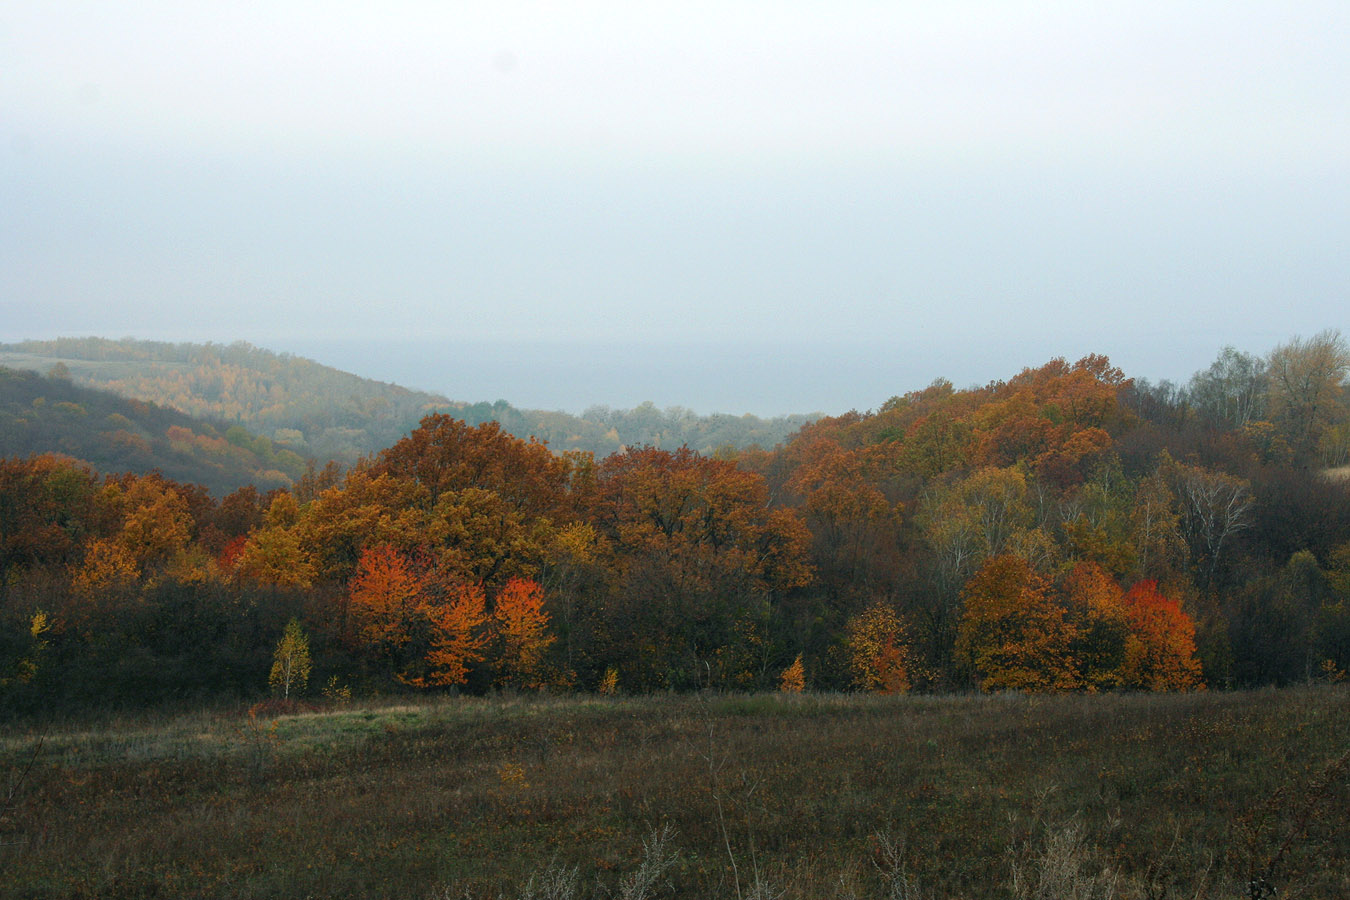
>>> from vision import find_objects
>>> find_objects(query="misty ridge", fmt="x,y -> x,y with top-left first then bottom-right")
0,337 -> 818,475
5,331 -> 1350,490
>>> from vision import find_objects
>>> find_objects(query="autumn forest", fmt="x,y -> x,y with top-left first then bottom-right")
3,332 -> 1350,715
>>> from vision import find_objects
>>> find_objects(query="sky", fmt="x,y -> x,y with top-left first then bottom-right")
2,2 -> 1347,415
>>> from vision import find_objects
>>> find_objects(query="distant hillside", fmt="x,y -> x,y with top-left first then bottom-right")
0,338 -> 814,459
0,365 -> 305,494
0,338 -> 453,464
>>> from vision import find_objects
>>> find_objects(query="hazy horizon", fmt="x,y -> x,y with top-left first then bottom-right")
276,332 -> 1270,418
0,330 -> 1282,419
4,3 -> 1346,410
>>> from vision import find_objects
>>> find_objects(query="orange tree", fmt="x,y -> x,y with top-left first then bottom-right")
490,576 -> 554,689
955,555 -> 1079,692
417,581 -> 489,688
1060,561 -> 1129,690
582,446 -> 812,690
369,414 -> 573,521
345,543 -> 497,687
0,456 -> 112,589
1120,580 -> 1204,690
785,437 -> 903,606
971,355 -> 1130,487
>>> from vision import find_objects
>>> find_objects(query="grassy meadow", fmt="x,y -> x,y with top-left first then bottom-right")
1,687 -> 1347,899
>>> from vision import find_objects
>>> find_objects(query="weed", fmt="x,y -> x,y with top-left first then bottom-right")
1008,817 -> 1120,900
0,728 -> 42,848
1,687 -> 1345,898
871,831 -> 928,900
498,761 -> 529,791
323,674 -> 354,704
516,861 -> 580,900
238,702 -> 281,781
1235,746 -> 1350,899
616,824 -> 680,900
698,713 -> 773,900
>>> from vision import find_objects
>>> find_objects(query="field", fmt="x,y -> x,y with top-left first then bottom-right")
2,687 -> 1347,899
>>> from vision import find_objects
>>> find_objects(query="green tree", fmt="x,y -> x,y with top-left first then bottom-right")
1267,329 -> 1350,460
1188,346 -> 1267,429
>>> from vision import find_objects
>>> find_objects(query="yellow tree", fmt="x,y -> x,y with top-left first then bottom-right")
114,475 -> 193,572
1266,329 -> 1350,459
269,618 -> 312,699
917,466 -> 1037,587
426,487 -> 552,587
234,526 -> 316,589
292,469 -> 432,583
71,537 -> 139,598
1,611 -> 51,692
778,654 -> 806,692
1129,470 -> 1187,583
844,603 -> 915,694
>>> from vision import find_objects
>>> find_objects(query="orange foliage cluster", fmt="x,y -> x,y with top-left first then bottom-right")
957,557 -> 1203,693
6,346 -> 1348,704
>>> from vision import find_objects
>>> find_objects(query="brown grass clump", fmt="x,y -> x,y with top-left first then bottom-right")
0,687 -> 1346,898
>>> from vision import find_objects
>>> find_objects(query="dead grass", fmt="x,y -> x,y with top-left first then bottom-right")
1321,465 -> 1350,482
1,687 -> 1346,898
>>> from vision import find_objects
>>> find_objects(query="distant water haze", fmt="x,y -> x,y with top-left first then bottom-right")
276,335 -> 1228,418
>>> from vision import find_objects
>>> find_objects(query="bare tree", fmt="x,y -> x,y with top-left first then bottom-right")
1267,330 -> 1350,460
1189,346 -> 1268,429
1173,463 -> 1253,585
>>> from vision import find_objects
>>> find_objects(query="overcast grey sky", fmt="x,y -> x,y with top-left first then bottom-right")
3,2 -> 1347,413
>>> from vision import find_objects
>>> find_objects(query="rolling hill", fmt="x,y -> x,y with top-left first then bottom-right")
0,365 -> 305,494
0,338 -> 815,461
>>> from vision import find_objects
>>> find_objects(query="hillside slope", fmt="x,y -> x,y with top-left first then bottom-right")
0,338 -> 814,459
0,365 -> 304,493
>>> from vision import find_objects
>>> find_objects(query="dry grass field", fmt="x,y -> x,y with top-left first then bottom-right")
2,687 -> 1347,899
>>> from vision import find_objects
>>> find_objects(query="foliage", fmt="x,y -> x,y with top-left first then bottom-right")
778,654 -> 805,693
844,603 -> 914,693
0,339 -> 815,462
268,618 -> 312,699
956,556 -> 1079,692
491,577 -> 555,689
0,364 -> 302,494
3,332 -> 1350,706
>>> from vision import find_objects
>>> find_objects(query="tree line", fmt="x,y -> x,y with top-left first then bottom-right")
3,332 -> 1350,714
0,338 -> 815,463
